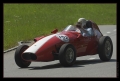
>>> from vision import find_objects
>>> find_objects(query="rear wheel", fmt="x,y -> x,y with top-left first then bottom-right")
98,36 -> 113,61
14,45 -> 31,68
59,43 -> 76,67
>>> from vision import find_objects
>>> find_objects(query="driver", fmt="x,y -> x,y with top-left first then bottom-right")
75,18 -> 94,37
75,18 -> 88,36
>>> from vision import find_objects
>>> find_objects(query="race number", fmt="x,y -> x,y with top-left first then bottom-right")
56,34 -> 69,42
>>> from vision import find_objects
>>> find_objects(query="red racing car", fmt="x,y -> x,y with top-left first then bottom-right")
14,21 -> 113,68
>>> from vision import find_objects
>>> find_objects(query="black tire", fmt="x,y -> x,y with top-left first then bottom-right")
59,43 -> 76,67
14,45 -> 31,68
98,36 -> 113,61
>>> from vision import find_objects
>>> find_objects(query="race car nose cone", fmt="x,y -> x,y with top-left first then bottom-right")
22,53 -> 37,60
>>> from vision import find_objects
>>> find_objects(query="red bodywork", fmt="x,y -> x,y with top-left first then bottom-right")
22,22 -> 103,62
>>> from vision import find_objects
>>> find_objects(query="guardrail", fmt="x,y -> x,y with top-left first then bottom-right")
4,41 -> 31,53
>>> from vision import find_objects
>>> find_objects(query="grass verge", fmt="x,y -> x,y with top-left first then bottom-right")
4,3 -> 116,50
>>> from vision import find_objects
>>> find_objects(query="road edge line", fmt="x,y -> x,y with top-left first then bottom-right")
3,41 -> 31,53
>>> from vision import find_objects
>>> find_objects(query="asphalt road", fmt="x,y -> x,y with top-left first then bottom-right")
3,25 -> 117,78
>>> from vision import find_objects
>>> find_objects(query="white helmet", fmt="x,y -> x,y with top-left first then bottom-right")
78,18 -> 86,28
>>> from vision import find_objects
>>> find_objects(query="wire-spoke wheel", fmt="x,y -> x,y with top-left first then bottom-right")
59,43 -> 76,67
14,45 -> 31,68
98,36 -> 113,61
65,48 -> 75,63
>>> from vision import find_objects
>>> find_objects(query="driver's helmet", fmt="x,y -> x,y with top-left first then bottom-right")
77,18 -> 87,28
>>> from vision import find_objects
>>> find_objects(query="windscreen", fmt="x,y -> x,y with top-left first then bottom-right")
63,25 -> 76,31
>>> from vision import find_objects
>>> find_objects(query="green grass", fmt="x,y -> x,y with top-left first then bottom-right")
3,3 -> 116,51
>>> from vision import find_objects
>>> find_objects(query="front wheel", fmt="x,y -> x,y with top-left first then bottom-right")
59,43 -> 76,67
14,45 -> 31,68
98,36 -> 113,61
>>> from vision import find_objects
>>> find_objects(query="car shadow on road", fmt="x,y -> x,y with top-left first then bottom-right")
27,59 -> 116,70
74,59 -> 116,67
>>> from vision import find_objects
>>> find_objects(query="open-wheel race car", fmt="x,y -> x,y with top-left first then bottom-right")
14,21 -> 113,68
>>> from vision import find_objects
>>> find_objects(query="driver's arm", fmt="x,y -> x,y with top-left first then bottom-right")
76,28 -> 81,33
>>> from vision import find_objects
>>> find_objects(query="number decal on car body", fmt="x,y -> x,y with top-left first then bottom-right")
56,34 -> 69,42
